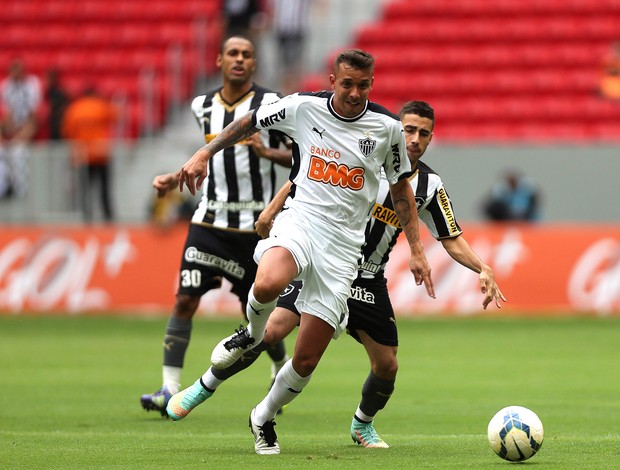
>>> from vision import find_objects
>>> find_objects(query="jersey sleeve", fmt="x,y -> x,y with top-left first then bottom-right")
190,95 -> 207,130
382,121 -> 411,185
252,94 -> 299,137
419,180 -> 463,239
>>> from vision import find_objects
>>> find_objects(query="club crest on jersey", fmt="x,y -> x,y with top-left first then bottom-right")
280,284 -> 297,297
358,134 -> 376,157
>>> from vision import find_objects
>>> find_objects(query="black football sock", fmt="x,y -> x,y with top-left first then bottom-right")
163,316 -> 192,367
357,371 -> 395,419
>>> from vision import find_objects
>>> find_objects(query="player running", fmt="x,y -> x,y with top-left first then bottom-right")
170,49 -> 436,454
164,100 -> 506,450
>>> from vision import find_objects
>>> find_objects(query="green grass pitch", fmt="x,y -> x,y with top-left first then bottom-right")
1,314 -> 619,468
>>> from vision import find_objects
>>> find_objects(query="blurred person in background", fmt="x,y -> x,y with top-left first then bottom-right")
45,68 -> 69,141
163,100 -> 505,450
267,0 -> 321,94
222,0 -> 267,41
483,169 -> 540,222
0,59 -> 42,199
62,85 -> 118,223
140,36 -> 292,417
599,41 -> 620,100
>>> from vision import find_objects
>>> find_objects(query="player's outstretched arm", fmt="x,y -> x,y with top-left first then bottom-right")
255,180 -> 292,238
178,111 -> 259,195
389,178 -> 435,299
152,172 -> 179,197
440,235 -> 507,309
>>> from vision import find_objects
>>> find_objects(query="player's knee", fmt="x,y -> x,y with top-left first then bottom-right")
372,356 -> 398,381
173,295 -> 200,319
252,279 -> 284,303
263,311 -> 297,345
262,328 -> 282,346
291,353 -> 320,377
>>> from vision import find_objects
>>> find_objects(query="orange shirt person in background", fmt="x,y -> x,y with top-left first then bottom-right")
599,41 -> 620,100
62,86 -> 118,222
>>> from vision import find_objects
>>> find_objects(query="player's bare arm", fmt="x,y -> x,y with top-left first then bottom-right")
178,111 -> 258,195
440,236 -> 507,309
152,172 -> 179,198
255,180 -> 292,238
389,178 -> 435,298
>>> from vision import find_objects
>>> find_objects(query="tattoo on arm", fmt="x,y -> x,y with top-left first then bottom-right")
393,193 -> 420,245
200,112 -> 258,155
393,197 -> 412,227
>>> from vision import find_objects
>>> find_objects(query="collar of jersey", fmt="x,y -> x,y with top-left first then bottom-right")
327,95 -> 368,122
407,166 -> 420,183
215,88 -> 256,112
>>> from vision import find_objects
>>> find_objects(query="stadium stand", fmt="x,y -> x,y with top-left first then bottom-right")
3,0 -> 619,144
301,0 -> 620,143
0,0 -> 223,139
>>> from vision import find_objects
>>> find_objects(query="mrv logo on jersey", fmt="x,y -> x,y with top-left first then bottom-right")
391,143 -> 401,172
259,109 -> 286,127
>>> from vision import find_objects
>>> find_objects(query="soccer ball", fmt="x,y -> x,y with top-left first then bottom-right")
487,406 -> 544,462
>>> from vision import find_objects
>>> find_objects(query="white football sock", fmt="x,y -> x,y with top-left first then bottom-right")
245,284 -> 276,343
254,359 -> 311,424
201,367 -> 224,391
355,406 -> 374,423
162,365 -> 181,394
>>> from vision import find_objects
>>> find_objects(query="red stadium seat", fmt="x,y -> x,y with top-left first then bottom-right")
0,0 -> 224,139
344,0 -> 620,142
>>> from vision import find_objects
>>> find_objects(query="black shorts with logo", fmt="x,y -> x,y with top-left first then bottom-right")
276,276 -> 398,347
178,223 -> 261,306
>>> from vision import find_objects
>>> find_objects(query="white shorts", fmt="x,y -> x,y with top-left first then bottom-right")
254,208 -> 360,338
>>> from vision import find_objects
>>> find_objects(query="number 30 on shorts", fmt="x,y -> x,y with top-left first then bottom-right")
181,269 -> 201,288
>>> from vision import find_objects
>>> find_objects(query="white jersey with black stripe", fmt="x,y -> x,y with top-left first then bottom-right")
252,91 -> 411,248
190,84 -> 285,231
360,161 -> 463,279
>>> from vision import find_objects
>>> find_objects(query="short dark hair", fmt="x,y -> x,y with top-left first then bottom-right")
333,49 -> 375,74
399,100 -> 435,126
220,35 -> 254,54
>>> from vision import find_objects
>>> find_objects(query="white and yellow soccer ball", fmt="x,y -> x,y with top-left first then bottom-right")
487,405 -> 544,462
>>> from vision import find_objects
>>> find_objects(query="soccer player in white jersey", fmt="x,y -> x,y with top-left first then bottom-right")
163,100 -> 506,450
168,49 -> 435,454
140,36 -> 292,416
264,101 -> 506,448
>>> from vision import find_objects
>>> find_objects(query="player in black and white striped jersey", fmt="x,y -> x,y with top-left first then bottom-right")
163,100 -> 505,448
189,84 -> 289,229
140,36 -> 292,417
